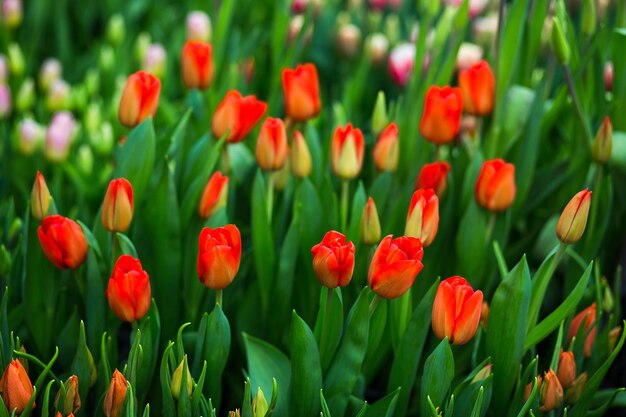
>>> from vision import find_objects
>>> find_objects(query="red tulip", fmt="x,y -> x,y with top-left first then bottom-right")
105,255 -> 151,322
405,189 -> 439,247
38,215 -> 88,269
103,370 -> 128,417
118,71 -> 161,128
556,189 -> 591,244
416,161 -> 451,197
0,360 -> 34,414
419,86 -> 463,145
101,178 -> 134,233
431,276 -> 483,345
474,159 -> 516,211
311,231 -> 356,288
255,117 -> 289,171
181,40 -> 214,90
368,235 -> 424,299
567,303 -> 596,358
282,63 -> 321,122
211,90 -> 267,143
458,60 -> 495,116
372,122 -> 399,172
197,224 -> 242,289
330,123 -> 365,180
198,171 -> 229,219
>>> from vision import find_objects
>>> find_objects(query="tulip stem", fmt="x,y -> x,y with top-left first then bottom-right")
319,287 -> 334,361
563,65 -> 592,143
215,289 -> 223,307
266,172 -> 275,224
369,295 -> 381,318
485,213 -> 497,244
340,181 -> 350,231
73,269 -> 86,300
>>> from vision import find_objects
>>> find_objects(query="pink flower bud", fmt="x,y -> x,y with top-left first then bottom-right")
366,33 -> 389,66
186,11 -> 212,41
142,43 -> 167,79
39,58 -> 62,91
456,43 -> 483,71
604,61 -> 613,92
388,43 -> 415,87
46,79 -> 71,111
18,118 -> 44,155
2,0 -> 22,28
45,111 -> 76,162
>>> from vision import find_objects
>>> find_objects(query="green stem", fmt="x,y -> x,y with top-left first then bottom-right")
266,172 -> 275,225
485,213 -> 497,244
369,295 -> 381,318
110,232 -> 119,271
340,180 -> 350,232
563,65 -> 592,143
215,289 -> 223,307
319,287 -> 334,360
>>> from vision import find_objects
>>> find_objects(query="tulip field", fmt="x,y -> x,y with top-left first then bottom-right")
1,0 -> 626,416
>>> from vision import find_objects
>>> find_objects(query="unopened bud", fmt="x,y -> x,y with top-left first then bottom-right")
31,171 -> 52,221
17,118 -> 44,155
581,0 -> 596,36
388,43 -> 415,88
366,33 -> 389,67
2,0 -> 22,29
7,43 -> 24,76
480,301 -> 489,328
550,17 -> 570,65
107,14 -> 126,45
557,350 -> 576,389
540,369 -> 564,412
0,54 -> 8,83
99,46 -> 115,73
46,79 -> 71,111
565,372 -> 587,404
556,189 -> 591,244
601,277 -> 614,312
290,130 -> 312,178
45,111 -> 76,163
371,91 -> 388,136
592,116 -> 612,164
186,11 -> 212,42
336,23 -> 361,59
171,357 -> 193,400
134,33 -> 151,64
384,14 -> 400,45
604,61 -> 613,92
252,387 -> 269,417
472,14 -> 498,47
608,326 -> 622,352
103,370 -> 127,417
144,44 -> 167,79
15,78 -> 34,112
39,58 -> 62,91
456,42 -> 483,71
360,197 -> 381,245
471,363 -> 492,383
55,375 -> 81,416
77,145 -> 94,176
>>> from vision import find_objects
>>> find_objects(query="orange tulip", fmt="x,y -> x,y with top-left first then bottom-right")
419,86 -> 463,145
432,276 -> 483,345
0,359 -> 34,414
38,215 -> 88,269
255,117 -> 289,171
368,235 -> 424,299
197,224 -> 242,289
101,178 -> 134,233
311,231 -> 356,288
539,370 -> 564,412
181,40 -> 214,90
372,122 -> 399,172
330,123 -> 365,180
198,171 -> 229,219
556,189 -> 591,244
118,70 -> 161,128
55,375 -> 81,415
282,63 -> 321,122
290,130 -> 312,178
211,90 -> 267,143
405,189 -> 439,247
31,171 -> 52,221
415,161 -> 451,197
103,370 -> 128,417
567,303 -> 596,357
474,159 -> 516,211
458,60 -> 495,116
557,351 -> 576,389
106,255 -> 151,322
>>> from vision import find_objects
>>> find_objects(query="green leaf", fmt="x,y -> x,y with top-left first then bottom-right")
320,389 -> 332,417
290,311 -> 322,417
115,232 -> 138,257
313,287 -> 344,373
70,321 -> 94,409
242,378 -> 253,417
362,388 -> 401,417
527,246 -> 562,331
347,182 -> 367,243
420,338 -> 454,416
486,256 -> 531,415
455,201 -> 488,289
159,342 -> 176,416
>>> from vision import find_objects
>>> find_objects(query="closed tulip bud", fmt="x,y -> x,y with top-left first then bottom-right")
255,117 -> 289,171
361,197 -> 382,245
472,363 -> 492,383
472,14 -> 498,47
282,63 -> 321,122
524,375 -> 542,402
103,370 -> 128,417
99,46 -> 115,72
602,278 -> 614,313
287,15 -> 307,45
101,178 -> 134,232
608,326 -> 622,352
556,189 -> 591,244
432,276 -> 483,345
455,43 -> 484,72
475,159 -> 516,212
331,123 -> 365,180
38,215 -> 88,269
106,14 -> 126,45
366,33 -> 389,66
197,225 -> 242,289
459,60 -> 495,116
8,43 -> 24,76
420,86 -> 463,145
539,370 -> 564,412
39,58 -> 62,91
373,123 -> 399,172
371,91 -> 388,136
45,111 -> 76,161
2,0 -> 22,29
92,122 -> 114,155
336,23 -> 361,59
77,145 -> 94,176
0,359 -> 34,414
557,351 -> 576,389
416,161 -> 451,197
18,118 -> 44,155
181,40 -> 213,90
565,372 -> 587,404
388,43 -> 415,88
405,189 -> 439,247
0,84 -> 11,118
311,231 -> 356,288
581,0 -> 596,36
55,375 -> 81,415
604,61 -> 613,92
171,357 -> 193,400
252,387 -> 269,417
106,255 -> 151,322
15,78 -> 34,112
142,43 -> 167,79
592,116 -> 612,164
186,11 -> 212,42
550,17 -> 570,65
368,235 -> 424,299
46,79 -> 71,111
480,301 -> 489,328
229,410 -> 241,417
134,32 -> 151,64
198,171 -> 229,219
290,130 -> 312,178
31,171 -> 52,221
118,71 -> 161,128
212,90 -> 267,143
568,303 -> 596,358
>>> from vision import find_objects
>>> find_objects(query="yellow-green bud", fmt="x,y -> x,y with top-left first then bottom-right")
107,14 -> 126,45
171,357 -> 193,400
252,387 -> 269,417
550,17 -> 570,65
15,78 -> 35,112
360,197 -> 381,245
7,43 -> 25,76
581,0 -> 597,37
592,116 -> 612,164
371,91 -> 388,136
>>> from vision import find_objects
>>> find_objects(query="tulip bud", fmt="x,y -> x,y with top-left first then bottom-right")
568,303 -> 597,357
17,118 -> 44,155
480,301 -> 489,328
416,161 -> 451,197
101,178 -> 134,233
556,189 -> 592,244
55,375 -> 81,416
539,370 -> 564,412
432,276 -> 483,345
565,372 -> 587,404
0,84 -> 11,118
604,61 -> 613,92
459,60 -> 495,116
290,131 -> 312,178
143,43 -> 167,79
366,33 -> 389,66
90,122 -> 114,155
45,112 -> 76,162
360,197 -> 382,245
0,359 -> 34,414
103,370 -> 128,417
456,43 -> 484,71
99,46 -> 115,73
287,15 -> 306,45
369,235 -> 424,299
557,350 -> 577,389
198,171 -> 229,219
38,215 -> 88,269
2,0 -> 22,29
405,189 -> 439,247
608,326 -> 622,352
388,43 -> 415,88
211,90 -> 267,143
373,123 -> 399,172
281,63 -> 321,122
39,58 -> 62,91
255,117 -> 289,171
472,14 -> 498,47
581,0 -> 596,36
592,116 -> 612,164
228,410 -> 241,417
106,255 -> 151,322
252,387 -> 269,417
77,145 -> 94,176
181,40 -> 213,90
475,159 -> 516,212
0,54 -> 8,83
134,32 -> 151,64
15,78 -> 34,112
118,70 -> 161,128
31,171 -> 52,221
336,23 -> 361,59
107,14 -> 126,45
330,123 -> 365,180
171,357 -> 193,400
371,91 -> 388,136
186,11 -> 212,42
7,43 -> 24,76
46,79 -> 71,111
197,225 -> 242,289
471,363 -> 492,383
550,17 -> 570,65
311,231 -> 356,288
420,86 -> 464,145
